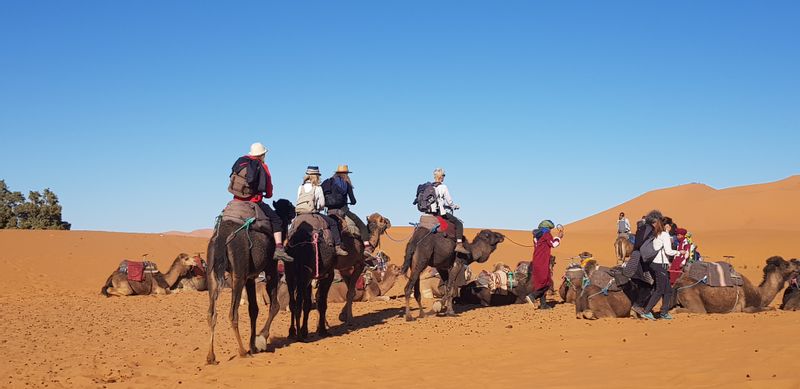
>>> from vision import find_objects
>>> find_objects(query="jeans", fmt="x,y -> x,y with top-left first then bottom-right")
644,262 -> 673,315
442,214 -> 464,240
256,202 -> 283,232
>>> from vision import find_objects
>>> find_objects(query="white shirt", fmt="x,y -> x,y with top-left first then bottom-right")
617,218 -> 631,233
651,231 -> 679,265
434,183 -> 456,216
297,182 -> 325,212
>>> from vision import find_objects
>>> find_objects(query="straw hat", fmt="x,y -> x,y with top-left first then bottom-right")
248,142 -> 268,157
335,164 -> 352,174
305,166 -> 321,176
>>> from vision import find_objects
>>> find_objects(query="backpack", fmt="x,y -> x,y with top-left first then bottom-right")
413,182 -> 438,213
321,178 -> 347,209
228,167 -> 254,198
639,236 -> 658,263
295,185 -> 317,215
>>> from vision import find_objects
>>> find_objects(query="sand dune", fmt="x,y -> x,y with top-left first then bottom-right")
1,176 -> 799,388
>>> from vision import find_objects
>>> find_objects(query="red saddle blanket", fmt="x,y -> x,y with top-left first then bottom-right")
118,260 -> 158,282
418,215 -> 452,237
191,257 -> 207,278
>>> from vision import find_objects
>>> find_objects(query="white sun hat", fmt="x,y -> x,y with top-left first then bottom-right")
248,142 -> 268,157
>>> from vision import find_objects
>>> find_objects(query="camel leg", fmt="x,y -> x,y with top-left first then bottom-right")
245,278 -> 259,354
316,275 -> 333,338
339,263 -> 364,324
286,266 -> 300,340
228,274 -> 249,358
404,253 -> 426,321
255,272 -> 281,352
206,271 -> 222,364
299,275 -> 313,340
442,261 -> 462,316
677,288 -> 707,314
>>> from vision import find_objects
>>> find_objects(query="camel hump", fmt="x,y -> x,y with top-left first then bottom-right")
417,215 -> 455,239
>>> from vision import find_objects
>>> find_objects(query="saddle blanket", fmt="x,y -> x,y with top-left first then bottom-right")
589,266 -> 626,292
119,260 -> 158,282
221,200 -> 271,233
191,257 -> 207,278
287,213 -> 333,245
417,214 -> 453,238
685,261 -> 743,287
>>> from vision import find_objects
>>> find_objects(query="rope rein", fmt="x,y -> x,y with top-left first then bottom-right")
384,230 -> 411,242
504,235 -> 534,248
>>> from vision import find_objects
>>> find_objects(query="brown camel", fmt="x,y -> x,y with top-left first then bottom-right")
558,264 -> 587,304
205,199 -> 294,364
284,213 -> 390,340
101,253 -> 195,296
403,229 -> 505,320
780,261 -> 800,310
575,261 -> 651,319
174,255 -> 208,292
673,256 -> 800,314
328,263 -> 404,303
614,236 -> 633,265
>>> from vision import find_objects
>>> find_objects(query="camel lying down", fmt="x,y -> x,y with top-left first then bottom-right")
101,253 -> 195,297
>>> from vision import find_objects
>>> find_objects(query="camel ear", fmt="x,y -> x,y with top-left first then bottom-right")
766,256 -> 785,267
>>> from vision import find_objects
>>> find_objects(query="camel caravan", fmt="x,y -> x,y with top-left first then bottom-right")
98,143 -> 800,364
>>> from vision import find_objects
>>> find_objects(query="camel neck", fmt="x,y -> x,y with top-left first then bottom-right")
758,272 -> 786,307
162,260 -> 185,289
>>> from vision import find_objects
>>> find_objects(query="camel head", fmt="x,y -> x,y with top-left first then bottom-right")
173,253 -> 196,275
367,213 -> 392,234
470,230 -> 505,263
583,259 -> 599,276
760,256 -> 798,286
273,199 -> 296,225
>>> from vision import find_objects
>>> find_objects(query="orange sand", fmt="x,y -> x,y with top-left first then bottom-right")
1,177 -> 799,388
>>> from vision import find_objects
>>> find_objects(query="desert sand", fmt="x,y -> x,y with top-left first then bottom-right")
1,177 -> 799,388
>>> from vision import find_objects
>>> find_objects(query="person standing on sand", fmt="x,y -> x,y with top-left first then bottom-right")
526,220 -> 563,310
641,217 -> 684,320
228,142 -> 292,261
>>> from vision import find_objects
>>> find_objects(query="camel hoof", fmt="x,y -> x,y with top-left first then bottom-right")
431,301 -> 443,313
254,335 -> 268,352
405,315 -> 416,322
318,329 -> 331,338
206,355 -> 218,365
445,311 -> 457,317
339,312 -> 346,322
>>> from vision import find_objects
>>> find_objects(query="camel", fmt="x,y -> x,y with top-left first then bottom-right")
328,263 -> 404,303
454,263 -> 530,307
403,229 -> 505,320
284,213 -> 391,340
101,253 -> 196,296
575,261 -> 650,319
558,264 -> 587,304
205,199 -> 294,364
254,276 -> 290,312
614,236 -> 633,265
174,255 -> 208,292
673,256 -> 800,314
780,262 -> 800,310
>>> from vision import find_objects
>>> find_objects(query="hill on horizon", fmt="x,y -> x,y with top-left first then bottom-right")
164,175 -> 800,238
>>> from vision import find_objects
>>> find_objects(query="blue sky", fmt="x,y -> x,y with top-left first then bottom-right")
1,1 -> 798,232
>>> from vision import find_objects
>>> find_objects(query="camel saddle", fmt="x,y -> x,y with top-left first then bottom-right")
220,200 -> 271,233
588,266 -> 626,293
118,260 -> 158,282
191,257 -> 207,278
287,213 -> 334,246
417,214 -> 455,239
475,269 -> 514,293
684,261 -> 743,287
326,208 -> 361,236
332,268 -> 371,290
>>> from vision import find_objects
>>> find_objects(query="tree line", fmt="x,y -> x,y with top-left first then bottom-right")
0,180 -> 71,230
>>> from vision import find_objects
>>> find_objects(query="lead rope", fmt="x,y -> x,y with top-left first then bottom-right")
503,235 -> 534,248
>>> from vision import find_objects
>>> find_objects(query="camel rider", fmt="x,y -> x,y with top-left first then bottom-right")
617,212 -> 632,239
324,165 -> 374,256
527,220 -> 563,310
229,142 -> 292,262
296,166 -> 349,257
431,168 -> 469,255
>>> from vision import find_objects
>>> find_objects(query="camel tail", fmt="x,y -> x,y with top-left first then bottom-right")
101,274 -> 114,297
211,235 -> 228,286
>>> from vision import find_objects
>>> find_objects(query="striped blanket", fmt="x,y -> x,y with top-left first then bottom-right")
685,261 -> 743,287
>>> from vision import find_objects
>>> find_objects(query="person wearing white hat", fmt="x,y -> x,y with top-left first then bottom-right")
323,164 -> 373,256
432,168 -> 469,255
228,142 -> 292,261
296,166 -> 348,256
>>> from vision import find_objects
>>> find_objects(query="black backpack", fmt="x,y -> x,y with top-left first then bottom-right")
321,178 -> 347,209
413,182 -> 438,213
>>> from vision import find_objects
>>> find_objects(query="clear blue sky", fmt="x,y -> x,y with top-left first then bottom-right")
1,1 -> 798,232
